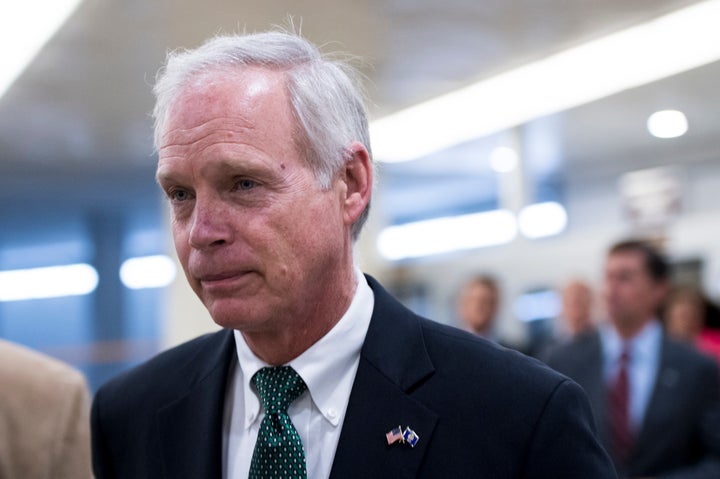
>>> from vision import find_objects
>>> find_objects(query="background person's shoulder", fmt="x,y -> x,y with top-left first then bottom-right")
0,338 -> 87,391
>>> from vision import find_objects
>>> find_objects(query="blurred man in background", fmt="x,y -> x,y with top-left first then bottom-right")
537,278 -> 596,361
547,240 -> 720,478
0,339 -> 92,479
457,274 -> 528,352
457,275 -> 501,339
559,279 -> 596,338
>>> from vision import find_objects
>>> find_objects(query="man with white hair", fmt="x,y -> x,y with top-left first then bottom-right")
91,30 -> 615,478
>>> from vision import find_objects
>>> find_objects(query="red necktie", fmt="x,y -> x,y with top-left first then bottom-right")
609,346 -> 633,462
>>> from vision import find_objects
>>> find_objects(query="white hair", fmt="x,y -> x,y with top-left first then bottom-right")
152,30 -> 374,239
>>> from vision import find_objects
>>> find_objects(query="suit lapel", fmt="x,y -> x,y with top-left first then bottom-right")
330,276 -> 438,479
153,278 -> 437,478
157,330 -> 236,479
631,337 -> 680,457
580,332 -> 610,447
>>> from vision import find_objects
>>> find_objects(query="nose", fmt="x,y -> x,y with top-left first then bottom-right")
187,196 -> 232,250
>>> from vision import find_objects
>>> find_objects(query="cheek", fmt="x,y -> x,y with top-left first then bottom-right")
292,194 -> 343,242
602,287 -> 616,303
172,223 -> 186,250
612,285 -> 627,299
171,224 -> 191,264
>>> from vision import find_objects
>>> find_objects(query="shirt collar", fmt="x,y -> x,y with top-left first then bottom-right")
233,268 -> 374,429
600,319 -> 662,365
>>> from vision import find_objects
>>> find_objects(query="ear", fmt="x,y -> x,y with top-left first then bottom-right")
340,141 -> 373,227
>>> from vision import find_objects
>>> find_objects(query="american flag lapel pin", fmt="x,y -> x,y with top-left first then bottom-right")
386,425 -> 404,445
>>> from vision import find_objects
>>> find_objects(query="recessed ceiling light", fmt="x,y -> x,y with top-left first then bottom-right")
647,110 -> 688,139
489,147 -> 519,173
518,202 -> 568,239
120,255 -> 177,289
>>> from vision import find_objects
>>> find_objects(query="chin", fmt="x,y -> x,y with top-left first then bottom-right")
208,309 -> 249,330
205,300 -> 271,332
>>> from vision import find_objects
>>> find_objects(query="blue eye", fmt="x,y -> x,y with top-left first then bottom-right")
237,179 -> 256,190
170,189 -> 190,201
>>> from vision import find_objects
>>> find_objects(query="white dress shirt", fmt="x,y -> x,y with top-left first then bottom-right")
222,269 -> 374,479
600,319 -> 662,435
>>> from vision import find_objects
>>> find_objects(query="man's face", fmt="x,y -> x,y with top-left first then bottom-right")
666,298 -> 703,341
459,282 -> 497,334
603,251 -> 666,331
562,282 -> 592,335
156,67 -> 351,334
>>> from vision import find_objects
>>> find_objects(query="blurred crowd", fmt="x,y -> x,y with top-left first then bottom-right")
457,238 -> 720,478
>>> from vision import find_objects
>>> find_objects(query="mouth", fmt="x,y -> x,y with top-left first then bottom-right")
201,270 -> 246,281
198,270 -> 254,289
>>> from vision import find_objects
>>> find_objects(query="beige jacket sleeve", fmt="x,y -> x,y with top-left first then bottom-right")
0,339 -> 92,479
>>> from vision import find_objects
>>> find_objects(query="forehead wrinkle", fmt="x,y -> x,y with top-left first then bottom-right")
159,135 -> 255,163
157,138 -> 282,186
160,116 -> 255,148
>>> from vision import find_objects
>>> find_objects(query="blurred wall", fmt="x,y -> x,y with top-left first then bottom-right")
350,155 -> 720,346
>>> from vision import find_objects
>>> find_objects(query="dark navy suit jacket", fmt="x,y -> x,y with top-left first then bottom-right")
92,276 -> 616,478
546,329 -> 720,478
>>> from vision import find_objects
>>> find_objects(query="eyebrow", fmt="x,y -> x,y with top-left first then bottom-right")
155,168 -> 180,187
155,156 -> 278,187
154,155 -> 191,186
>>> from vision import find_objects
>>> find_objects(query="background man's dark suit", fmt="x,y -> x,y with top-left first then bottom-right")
92,277 -> 615,478
546,329 -> 720,478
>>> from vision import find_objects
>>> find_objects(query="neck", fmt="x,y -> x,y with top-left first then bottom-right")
613,315 -> 653,340
243,266 -> 358,365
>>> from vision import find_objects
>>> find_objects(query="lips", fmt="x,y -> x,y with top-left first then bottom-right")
187,254 -> 258,291
199,270 -> 249,282
198,268 -> 258,289
195,271 -> 256,297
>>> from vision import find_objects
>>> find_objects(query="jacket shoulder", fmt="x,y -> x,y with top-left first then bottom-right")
0,339 -> 87,391
418,317 -> 569,395
404,317 -> 614,478
544,330 -> 600,368
95,330 -> 232,409
663,336 -> 720,384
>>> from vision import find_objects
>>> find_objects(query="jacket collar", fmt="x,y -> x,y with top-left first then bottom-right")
330,275 -> 438,478
155,275 -> 438,479
157,329 -> 236,479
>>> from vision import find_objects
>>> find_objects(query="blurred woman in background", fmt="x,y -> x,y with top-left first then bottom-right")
664,285 -> 720,362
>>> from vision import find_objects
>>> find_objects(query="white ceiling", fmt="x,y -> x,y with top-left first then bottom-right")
0,0 -> 718,228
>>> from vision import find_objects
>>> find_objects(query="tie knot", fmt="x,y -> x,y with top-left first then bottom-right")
252,366 -> 307,414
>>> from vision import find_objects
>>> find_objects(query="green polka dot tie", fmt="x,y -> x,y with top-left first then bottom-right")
249,366 -> 308,479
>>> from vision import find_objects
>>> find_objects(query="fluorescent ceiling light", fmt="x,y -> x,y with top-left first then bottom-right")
120,255 -> 177,290
370,0 -> 720,162
647,109 -> 688,138
377,210 -> 517,261
518,202 -> 568,239
0,263 -> 98,302
0,0 -> 83,99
